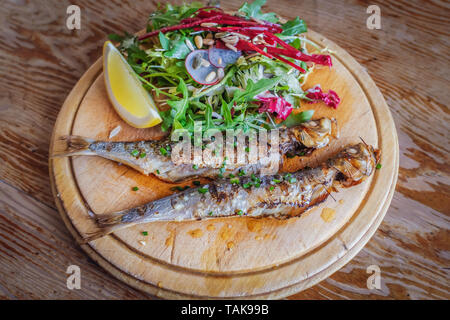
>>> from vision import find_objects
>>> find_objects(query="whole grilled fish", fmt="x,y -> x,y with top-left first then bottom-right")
84,142 -> 379,242
54,117 -> 337,182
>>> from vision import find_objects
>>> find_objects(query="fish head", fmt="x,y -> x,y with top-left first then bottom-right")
331,142 -> 380,187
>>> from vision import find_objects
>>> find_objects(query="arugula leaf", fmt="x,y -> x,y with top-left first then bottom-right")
159,110 -> 174,132
108,33 -> 123,42
281,110 -> 314,128
238,0 -> 279,23
164,37 -> 191,59
167,79 -> 189,131
158,32 -> 170,50
281,17 -> 307,36
149,2 -> 202,30
220,97 -> 232,127
233,77 -> 282,103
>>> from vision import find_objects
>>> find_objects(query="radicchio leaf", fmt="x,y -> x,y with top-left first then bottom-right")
255,93 -> 293,120
305,85 -> 341,109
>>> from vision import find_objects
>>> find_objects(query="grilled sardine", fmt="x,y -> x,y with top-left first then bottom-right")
54,117 -> 337,182
84,142 -> 379,242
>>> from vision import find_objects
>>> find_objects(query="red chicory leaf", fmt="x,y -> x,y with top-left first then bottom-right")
305,85 -> 341,109
255,94 -> 293,120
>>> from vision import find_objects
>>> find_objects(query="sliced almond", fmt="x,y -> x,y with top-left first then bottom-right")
194,35 -> 203,49
185,39 -> 195,51
214,32 -> 230,39
222,35 -> 239,45
225,43 -> 238,52
200,22 -> 218,27
205,33 -> 213,39
203,38 -> 215,46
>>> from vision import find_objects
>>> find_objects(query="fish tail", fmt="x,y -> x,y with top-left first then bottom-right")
52,135 -> 96,157
78,209 -> 134,243
80,224 -> 130,243
95,212 -> 126,227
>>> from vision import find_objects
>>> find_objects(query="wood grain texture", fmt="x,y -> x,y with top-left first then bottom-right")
0,0 -> 449,299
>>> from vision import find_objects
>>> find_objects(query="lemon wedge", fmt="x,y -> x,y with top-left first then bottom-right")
103,41 -> 162,128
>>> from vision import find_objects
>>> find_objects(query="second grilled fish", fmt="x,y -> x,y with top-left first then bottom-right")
84,142 -> 379,242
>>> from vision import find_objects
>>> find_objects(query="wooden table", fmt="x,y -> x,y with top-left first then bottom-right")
0,0 -> 448,299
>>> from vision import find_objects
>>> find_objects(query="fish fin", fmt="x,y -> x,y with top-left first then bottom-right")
52,135 -> 96,157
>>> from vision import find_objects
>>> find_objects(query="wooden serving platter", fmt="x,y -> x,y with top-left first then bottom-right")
49,30 -> 398,299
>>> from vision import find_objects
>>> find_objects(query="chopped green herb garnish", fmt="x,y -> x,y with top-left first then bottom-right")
236,210 -> 244,216
376,163 -> 382,169
245,147 -> 250,152
208,211 -> 213,216
238,170 -> 246,176
269,186 -> 275,191
289,177 -> 297,183
254,182 -> 261,188
229,174 -> 235,178
272,179 -> 281,184
192,164 -> 199,170
198,187 -> 208,194
132,186 -> 139,191
142,231 -> 148,236
156,169 -> 160,174
159,147 -> 168,156
193,180 -> 201,186
130,149 -> 140,157
242,182 -> 252,189
230,178 -> 240,184
284,173 -> 292,180
139,152 -> 147,158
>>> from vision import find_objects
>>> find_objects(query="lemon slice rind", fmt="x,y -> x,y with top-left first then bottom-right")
103,41 -> 162,128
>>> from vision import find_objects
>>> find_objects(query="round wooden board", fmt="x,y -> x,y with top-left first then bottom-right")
49,30 -> 398,299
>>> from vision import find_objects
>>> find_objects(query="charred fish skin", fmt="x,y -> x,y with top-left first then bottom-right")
88,142 -> 379,241
55,117 -> 336,183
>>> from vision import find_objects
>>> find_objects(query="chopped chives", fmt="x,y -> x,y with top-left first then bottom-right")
245,147 -> 250,152
229,174 -> 235,178
130,149 -> 140,157
236,210 -> 243,216
376,163 -> 382,169
132,186 -> 139,191
198,187 -> 208,194
208,211 -> 213,216
156,169 -> 160,174
230,178 -> 240,184
139,152 -> 147,158
272,179 -> 281,184
238,170 -> 246,176
142,231 -> 148,236
192,164 -> 199,170
159,147 -> 168,156
269,186 -> 275,191
242,182 -> 252,189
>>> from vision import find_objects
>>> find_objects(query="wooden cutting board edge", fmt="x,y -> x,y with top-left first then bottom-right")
48,30 -> 399,299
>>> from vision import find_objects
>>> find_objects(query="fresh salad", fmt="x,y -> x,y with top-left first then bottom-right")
108,0 -> 340,135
